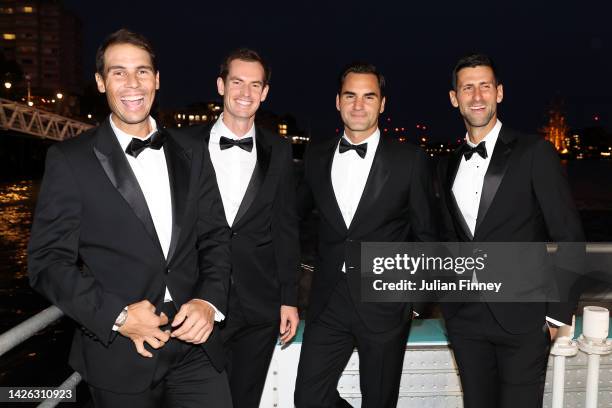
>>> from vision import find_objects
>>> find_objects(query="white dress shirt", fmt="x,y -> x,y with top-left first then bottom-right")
208,113 -> 257,227
332,129 -> 380,273
451,119 -> 564,327
332,130 -> 380,228
452,119 -> 501,236
110,115 -> 223,326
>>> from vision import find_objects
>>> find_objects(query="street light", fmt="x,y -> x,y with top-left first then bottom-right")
56,92 -> 63,100
4,82 -> 11,89
27,101 -> 34,107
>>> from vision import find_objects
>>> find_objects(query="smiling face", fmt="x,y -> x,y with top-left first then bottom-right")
336,72 -> 386,143
217,59 -> 269,133
449,65 -> 503,140
95,43 -> 159,137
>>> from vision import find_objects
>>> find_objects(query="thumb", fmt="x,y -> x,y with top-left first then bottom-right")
280,317 -> 288,335
172,307 -> 187,327
159,312 -> 169,326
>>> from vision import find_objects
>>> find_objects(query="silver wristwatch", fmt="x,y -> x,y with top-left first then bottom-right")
115,307 -> 128,328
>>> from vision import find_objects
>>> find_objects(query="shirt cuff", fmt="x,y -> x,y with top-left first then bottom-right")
201,300 -> 225,322
546,316 -> 568,328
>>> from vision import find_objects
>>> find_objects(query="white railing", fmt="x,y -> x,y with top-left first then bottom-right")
0,98 -> 93,141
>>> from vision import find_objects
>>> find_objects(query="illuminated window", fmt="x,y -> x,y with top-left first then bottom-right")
2,33 -> 16,40
23,6 -> 34,13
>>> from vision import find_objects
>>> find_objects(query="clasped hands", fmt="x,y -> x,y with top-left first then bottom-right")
118,299 -> 215,358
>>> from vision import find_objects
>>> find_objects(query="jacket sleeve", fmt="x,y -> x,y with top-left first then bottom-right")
532,139 -> 585,325
272,141 -> 301,306
194,143 -> 231,315
28,146 -> 125,345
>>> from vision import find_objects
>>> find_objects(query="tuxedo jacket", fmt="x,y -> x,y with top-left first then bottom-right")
27,119 -> 231,393
200,124 -> 300,324
437,126 -> 584,333
299,135 -> 438,333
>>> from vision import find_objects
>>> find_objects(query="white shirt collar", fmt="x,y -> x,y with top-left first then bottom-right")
465,119 -> 502,156
339,128 -> 381,160
109,115 -> 158,151
211,113 -> 256,143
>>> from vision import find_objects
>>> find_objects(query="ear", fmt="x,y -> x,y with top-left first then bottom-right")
449,90 -> 459,108
336,94 -> 340,111
155,71 -> 160,90
95,73 -> 106,93
216,77 -> 225,96
496,84 -> 504,103
379,96 -> 386,114
260,84 -> 270,102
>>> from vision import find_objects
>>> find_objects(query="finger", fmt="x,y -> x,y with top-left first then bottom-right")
199,324 -> 213,344
172,314 -> 197,338
190,326 -> 208,344
134,338 -> 152,358
171,306 -> 189,332
159,312 -> 169,326
144,336 -> 163,350
280,318 -> 288,336
177,319 -> 207,342
153,328 -> 171,343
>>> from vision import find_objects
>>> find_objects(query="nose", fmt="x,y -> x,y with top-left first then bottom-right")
353,96 -> 365,110
473,88 -> 483,101
126,72 -> 139,88
240,84 -> 251,97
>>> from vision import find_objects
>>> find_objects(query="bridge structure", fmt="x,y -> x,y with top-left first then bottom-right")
0,97 -> 93,141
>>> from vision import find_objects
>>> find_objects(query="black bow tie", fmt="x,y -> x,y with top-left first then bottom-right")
219,136 -> 254,152
461,141 -> 487,160
339,137 -> 367,158
125,130 -> 166,158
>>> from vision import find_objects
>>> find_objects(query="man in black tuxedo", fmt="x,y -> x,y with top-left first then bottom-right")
437,53 -> 584,408
294,63 -> 437,407
199,49 -> 300,408
27,29 -> 232,407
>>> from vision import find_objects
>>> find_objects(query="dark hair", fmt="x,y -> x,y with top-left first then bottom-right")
452,53 -> 500,90
95,29 -> 157,76
338,62 -> 385,96
219,48 -> 271,85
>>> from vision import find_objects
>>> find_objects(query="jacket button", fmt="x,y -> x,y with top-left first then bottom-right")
166,268 -> 170,274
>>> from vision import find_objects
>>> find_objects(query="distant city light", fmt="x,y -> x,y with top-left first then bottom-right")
4,82 -> 11,89
56,92 -> 63,100
27,101 -> 33,106
594,115 -> 600,121
87,114 -> 92,119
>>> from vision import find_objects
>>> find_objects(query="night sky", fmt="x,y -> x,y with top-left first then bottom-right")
63,1 -> 611,141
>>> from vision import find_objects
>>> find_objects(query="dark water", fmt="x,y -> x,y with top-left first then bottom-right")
0,160 -> 611,405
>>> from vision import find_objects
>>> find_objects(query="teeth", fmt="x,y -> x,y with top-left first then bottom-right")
121,96 -> 144,102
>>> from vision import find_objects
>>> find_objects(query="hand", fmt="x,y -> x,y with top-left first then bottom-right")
171,299 -> 215,344
548,326 -> 559,341
279,305 -> 299,345
118,300 -> 170,358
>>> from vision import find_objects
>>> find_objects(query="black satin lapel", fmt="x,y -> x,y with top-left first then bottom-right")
165,135 -> 192,263
93,130 -> 161,251
475,137 -> 514,233
232,135 -> 268,227
317,139 -> 347,235
349,139 -> 390,232
446,152 -> 474,240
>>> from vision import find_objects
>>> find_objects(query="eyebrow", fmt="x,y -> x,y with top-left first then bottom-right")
228,76 -> 264,86
106,65 -> 154,72
341,91 -> 379,97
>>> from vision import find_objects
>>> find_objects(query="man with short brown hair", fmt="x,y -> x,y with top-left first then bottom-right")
28,29 -> 232,407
